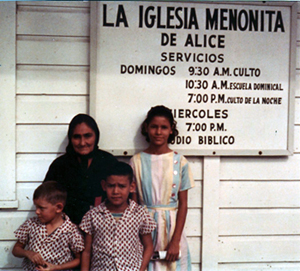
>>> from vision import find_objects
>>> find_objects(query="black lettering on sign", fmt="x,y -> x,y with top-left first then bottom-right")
198,135 -> 235,145
205,8 -> 285,32
102,4 -> 129,27
139,6 -> 199,29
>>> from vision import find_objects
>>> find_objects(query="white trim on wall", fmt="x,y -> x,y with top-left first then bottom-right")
0,2 -> 18,208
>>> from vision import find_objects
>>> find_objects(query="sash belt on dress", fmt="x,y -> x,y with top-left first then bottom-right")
146,206 -> 177,211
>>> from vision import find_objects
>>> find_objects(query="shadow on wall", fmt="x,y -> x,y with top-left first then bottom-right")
133,121 -> 148,154
58,135 -> 69,155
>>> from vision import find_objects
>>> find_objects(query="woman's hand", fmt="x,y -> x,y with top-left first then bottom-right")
165,240 -> 180,262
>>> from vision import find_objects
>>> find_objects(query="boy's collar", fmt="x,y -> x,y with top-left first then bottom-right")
36,213 -> 74,233
97,199 -> 135,214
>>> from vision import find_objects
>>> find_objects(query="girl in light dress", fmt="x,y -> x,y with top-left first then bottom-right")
130,105 -> 194,271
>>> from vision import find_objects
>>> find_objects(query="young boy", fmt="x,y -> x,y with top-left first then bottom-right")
80,161 -> 156,271
12,181 -> 85,271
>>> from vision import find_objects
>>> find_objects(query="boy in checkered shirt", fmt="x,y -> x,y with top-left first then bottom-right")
80,161 -> 156,271
12,181 -> 85,271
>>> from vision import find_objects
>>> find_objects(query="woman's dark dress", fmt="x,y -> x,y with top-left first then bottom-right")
44,149 -> 117,225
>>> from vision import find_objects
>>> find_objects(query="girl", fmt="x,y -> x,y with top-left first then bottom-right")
130,105 -> 194,271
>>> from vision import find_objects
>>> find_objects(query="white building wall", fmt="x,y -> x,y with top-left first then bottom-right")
0,1 -> 299,270
1,1 -> 90,269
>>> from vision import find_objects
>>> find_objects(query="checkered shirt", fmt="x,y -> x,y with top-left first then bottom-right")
14,214 -> 84,271
80,199 -> 156,271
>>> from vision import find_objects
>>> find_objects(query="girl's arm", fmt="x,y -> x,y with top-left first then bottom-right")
139,233 -> 154,271
166,190 -> 188,262
36,253 -> 81,271
12,241 -> 45,266
81,233 -> 92,271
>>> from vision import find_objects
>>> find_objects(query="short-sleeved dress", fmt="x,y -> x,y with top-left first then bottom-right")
130,151 -> 194,271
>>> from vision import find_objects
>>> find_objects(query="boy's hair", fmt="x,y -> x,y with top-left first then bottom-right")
33,181 -> 67,206
106,161 -> 133,183
141,105 -> 179,144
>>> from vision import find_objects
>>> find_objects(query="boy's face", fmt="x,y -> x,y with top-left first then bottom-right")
34,198 -> 63,224
102,175 -> 135,212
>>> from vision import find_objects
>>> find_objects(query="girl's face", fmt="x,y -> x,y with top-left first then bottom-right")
71,123 -> 96,155
146,116 -> 173,147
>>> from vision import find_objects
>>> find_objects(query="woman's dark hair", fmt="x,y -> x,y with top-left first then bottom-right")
34,181 -> 67,206
141,105 -> 178,144
66,114 -> 100,154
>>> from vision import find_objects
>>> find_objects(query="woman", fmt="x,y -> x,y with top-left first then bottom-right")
44,114 -> 117,225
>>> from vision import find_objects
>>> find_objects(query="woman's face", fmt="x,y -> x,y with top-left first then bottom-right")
71,123 -> 96,156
